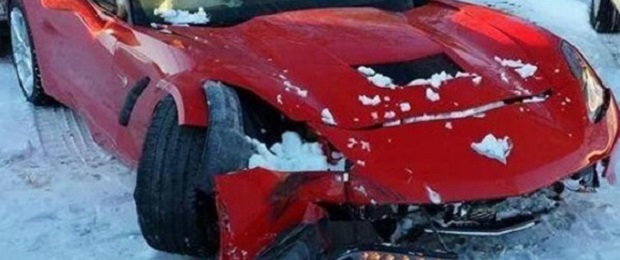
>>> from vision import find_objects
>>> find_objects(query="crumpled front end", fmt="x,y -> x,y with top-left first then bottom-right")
214,90 -> 619,259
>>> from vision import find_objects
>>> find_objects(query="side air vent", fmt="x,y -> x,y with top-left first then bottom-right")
356,54 -> 462,86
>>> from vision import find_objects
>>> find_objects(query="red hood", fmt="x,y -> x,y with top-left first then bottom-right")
156,0 -> 568,129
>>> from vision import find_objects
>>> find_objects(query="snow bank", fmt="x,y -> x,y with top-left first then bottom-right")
247,132 -> 345,172
471,134 -> 513,164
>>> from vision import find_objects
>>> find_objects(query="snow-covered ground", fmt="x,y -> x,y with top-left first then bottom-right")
0,55 -> 182,259
0,0 -> 619,259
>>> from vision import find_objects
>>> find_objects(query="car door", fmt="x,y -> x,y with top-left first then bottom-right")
25,0 -> 143,156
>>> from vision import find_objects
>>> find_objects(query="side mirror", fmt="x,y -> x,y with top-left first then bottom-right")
41,0 -> 104,31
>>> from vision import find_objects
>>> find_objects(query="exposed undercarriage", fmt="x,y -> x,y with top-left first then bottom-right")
254,159 -> 607,259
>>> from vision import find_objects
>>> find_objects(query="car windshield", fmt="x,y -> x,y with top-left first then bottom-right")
132,0 -> 418,26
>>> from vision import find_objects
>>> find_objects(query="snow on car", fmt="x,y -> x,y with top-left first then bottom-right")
3,0 -> 620,259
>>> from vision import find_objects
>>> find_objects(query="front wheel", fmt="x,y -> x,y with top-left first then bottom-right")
134,85 -> 253,257
8,0 -> 53,105
591,0 -> 620,33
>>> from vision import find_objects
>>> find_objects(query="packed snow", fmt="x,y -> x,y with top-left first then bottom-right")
471,134 -> 514,164
0,0 -> 620,259
247,132 -> 345,172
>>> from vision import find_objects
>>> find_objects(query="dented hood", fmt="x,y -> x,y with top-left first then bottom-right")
162,0 -> 568,129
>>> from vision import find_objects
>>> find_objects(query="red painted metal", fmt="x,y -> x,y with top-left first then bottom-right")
21,0 -> 620,259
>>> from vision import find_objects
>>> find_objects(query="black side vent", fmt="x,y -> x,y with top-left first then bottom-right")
358,54 -> 462,86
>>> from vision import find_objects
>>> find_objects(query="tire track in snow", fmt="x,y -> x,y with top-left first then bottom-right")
34,106 -> 111,168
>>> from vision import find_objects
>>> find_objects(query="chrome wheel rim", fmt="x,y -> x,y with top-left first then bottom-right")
10,8 -> 34,97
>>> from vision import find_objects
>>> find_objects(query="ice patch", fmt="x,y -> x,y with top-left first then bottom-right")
471,134 -> 514,164
154,7 -> 210,25
358,95 -> 381,106
247,132 -> 345,172
426,88 -> 440,102
321,108 -> 337,125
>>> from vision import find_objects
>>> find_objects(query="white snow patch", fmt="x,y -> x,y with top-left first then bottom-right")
154,7 -> 210,25
501,72 -> 509,83
321,108 -> 337,125
247,132 -> 345,172
445,122 -> 453,130
408,71 -> 455,88
495,56 -> 539,79
471,134 -> 514,164
426,88 -> 440,102
347,138 -> 371,152
357,66 -> 397,89
357,66 -> 376,76
399,102 -> 412,112
276,94 -> 283,104
472,75 -> 483,85
368,74 -> 396,89
358,95 -> 381,106
384,111 -> 397,119
371,112 -> 379,120
283,80 -> 308,98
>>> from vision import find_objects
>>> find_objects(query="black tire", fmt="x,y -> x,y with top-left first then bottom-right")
0,22 -> 10,57
135,84 -> 254,258
591,0 -> 620,33
8,0 -> 54,105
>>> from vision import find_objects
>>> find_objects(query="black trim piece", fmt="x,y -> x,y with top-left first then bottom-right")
593,88 -> 612,124
119,77 -> 150,126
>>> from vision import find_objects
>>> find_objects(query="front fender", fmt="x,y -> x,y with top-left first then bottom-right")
155,72 -> 209,127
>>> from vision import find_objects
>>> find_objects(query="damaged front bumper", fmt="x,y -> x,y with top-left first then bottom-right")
214,155 -> 616,259
214,95 -> 620,259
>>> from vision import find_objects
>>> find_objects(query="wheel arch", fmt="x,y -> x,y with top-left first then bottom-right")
153,72 -> 274,128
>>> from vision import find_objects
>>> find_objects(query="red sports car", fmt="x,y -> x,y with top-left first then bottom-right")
7,0 -> 620,259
